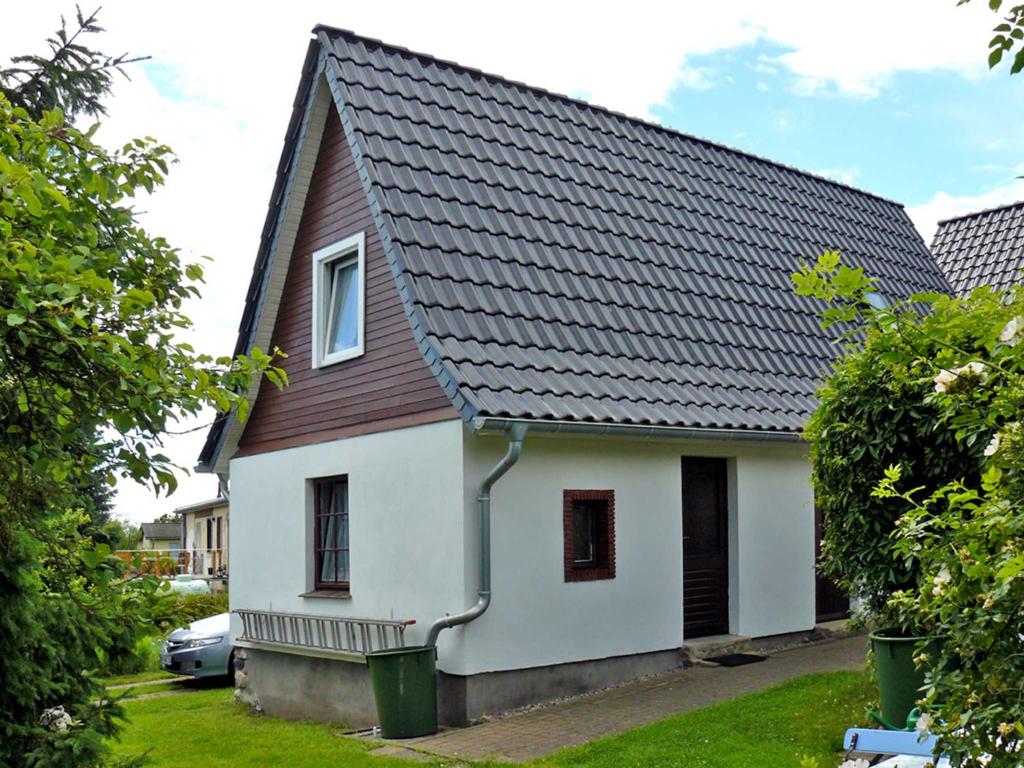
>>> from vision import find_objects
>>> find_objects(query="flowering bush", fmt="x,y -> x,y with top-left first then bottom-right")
794,252 -> 1024,767
795,252 -> 988,624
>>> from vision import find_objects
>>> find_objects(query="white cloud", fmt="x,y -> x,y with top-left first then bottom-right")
909,182 -> 1024,244
813,166 -> 862,185
676,67 -> 715,91
0,0 -> 1010,522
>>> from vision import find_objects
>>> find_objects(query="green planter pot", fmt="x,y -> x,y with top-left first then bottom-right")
366,646 -> 437,739
869,628 -> 932,729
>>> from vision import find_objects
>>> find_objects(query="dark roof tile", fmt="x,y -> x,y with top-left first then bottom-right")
931,201 -> 1024,295
214,27 -> 951,448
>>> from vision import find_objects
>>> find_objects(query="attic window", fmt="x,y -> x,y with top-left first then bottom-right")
312,233 -> 365,368
865,291 -> 888,310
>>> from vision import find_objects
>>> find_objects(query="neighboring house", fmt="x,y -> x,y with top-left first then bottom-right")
931,200 -> 1024,295
199,27 -> 950,726
139,522 -> 182,552
174,496 -> 230,577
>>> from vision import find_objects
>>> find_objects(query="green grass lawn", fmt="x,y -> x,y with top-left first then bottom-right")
534,671 -> 874,768
110,670 -> 872,767
110,688 -> 448,768
100,671 -> 178,687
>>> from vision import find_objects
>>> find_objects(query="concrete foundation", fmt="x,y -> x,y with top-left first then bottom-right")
439,648 -> 686,726
237,644 -> 686,728
239,646 -> 377,727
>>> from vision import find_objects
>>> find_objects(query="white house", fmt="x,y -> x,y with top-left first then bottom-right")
173,495 -> 229,581
138,521 -> 181,552
198,27 -> 950,726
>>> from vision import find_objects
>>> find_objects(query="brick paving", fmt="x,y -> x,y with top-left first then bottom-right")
378,635 -> 867,763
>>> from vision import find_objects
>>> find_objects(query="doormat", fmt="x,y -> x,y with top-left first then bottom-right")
704,653 -> 768,667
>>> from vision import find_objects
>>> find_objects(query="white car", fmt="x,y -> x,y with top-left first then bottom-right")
160,612 -> 233,679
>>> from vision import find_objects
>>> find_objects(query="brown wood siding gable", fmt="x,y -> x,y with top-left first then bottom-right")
236,108 -> 456,456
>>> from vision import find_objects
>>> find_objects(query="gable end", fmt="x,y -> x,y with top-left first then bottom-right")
235,103 -> 456,456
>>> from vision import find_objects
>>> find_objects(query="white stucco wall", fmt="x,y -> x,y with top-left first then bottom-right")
447,431 -> 816,676
732,448 -> 817,637
228,418 -> 467,658
229,420 -> 816,677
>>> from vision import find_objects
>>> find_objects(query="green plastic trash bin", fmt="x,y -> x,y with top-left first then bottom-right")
366,646 -> 437,738
870,628 -> 930,729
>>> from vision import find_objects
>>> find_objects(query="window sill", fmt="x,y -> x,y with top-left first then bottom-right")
565,567 -> 616,583
299,589 -> 352,600
313,346 -> 365,369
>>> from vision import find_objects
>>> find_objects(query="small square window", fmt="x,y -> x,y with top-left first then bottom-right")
312,233 -> 365,368
563,490 -> 615,582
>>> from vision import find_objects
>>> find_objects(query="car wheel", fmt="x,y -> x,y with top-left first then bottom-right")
226,649 -> 236,681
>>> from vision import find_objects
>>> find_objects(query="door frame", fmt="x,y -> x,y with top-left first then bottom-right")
681,455 -> 732,640
814,505 -> 850,622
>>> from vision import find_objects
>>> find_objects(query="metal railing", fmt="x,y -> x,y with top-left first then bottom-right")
234,608 -> 414,656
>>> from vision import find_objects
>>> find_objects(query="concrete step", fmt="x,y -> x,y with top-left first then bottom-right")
813,619 -> 858,641
682,634 -> 752,661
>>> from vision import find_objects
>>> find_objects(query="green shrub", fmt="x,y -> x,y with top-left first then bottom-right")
804,309 -> 984,623
159,593 -> 229,631
795,252 -> 1024,767
104,635 -> 163,677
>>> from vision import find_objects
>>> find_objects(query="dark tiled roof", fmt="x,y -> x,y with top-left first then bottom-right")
201,29 -> 951,467
314,28 -> 948,434
931,200 -> 1024,295
141,522 -> 181,541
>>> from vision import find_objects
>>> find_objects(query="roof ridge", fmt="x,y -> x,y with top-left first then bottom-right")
313,24 -> 905,209
936,198 -> 1024,227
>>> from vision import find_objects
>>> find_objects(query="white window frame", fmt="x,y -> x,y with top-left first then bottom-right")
311,232 -> 365,369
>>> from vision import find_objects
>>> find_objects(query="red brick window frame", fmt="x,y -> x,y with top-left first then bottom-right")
563,490 -> 616,582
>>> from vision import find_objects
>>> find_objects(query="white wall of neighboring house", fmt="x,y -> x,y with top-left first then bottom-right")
183,504 -> 230,575
228,418 -> 468,661
141,536 -> 181,551
229,419 -> 816,678
447,431 -> 816,676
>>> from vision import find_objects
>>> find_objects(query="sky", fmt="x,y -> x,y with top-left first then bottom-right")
5,1 -> 1024,525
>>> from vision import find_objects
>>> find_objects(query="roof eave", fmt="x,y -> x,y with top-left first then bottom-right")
471,417 -> 804,443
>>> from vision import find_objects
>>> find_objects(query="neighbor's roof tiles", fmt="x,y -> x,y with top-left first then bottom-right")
931,201 -> 1024,295
273,29 -> 951,435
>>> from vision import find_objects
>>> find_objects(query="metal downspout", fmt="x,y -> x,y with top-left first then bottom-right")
425,423 -> 528,648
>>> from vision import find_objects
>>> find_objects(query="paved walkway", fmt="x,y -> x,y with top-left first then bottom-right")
376,634 -> 867,763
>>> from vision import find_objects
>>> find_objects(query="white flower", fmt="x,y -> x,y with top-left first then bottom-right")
985,433 -> 1001,457
916,710 -> 934,735
932,565 -> 952,596
958,361 -> 988,380
934,362 -> 988,393
934,368 -> 957,393
839,759 -> 870,768
38,706 -> 74,732
1000,316 -> 1024,345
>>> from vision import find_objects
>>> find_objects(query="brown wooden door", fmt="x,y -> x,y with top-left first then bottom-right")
682,457 -> 729,639
814,505 -> 850,622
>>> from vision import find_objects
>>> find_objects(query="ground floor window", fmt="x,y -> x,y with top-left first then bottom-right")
563,489 -> 616,582
314,476 -> 350,591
